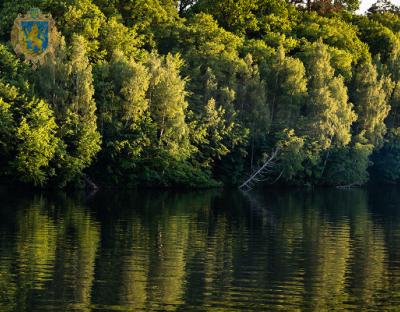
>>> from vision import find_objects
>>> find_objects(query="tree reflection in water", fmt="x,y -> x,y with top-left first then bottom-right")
0,187 -> 399,311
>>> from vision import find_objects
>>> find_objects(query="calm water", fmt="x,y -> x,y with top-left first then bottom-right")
1,187 -> 400,311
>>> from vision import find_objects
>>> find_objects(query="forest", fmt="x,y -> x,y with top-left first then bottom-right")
1,0 -> 400,188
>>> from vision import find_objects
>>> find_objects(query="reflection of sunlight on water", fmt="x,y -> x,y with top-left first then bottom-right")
0,188 -> 400,311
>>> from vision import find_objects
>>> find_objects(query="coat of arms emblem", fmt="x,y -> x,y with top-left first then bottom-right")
11,8 -> 56,67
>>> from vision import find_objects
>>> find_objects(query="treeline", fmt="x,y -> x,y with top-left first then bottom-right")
1,0 -> 400,188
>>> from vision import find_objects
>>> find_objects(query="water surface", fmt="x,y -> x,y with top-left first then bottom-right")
1,187 -> 400,311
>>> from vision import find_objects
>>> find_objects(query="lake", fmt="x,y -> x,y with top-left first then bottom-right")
1,187 -> 400,311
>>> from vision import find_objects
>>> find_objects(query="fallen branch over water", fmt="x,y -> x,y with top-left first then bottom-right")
336,182 -> 361,189
239,148 -> 280,191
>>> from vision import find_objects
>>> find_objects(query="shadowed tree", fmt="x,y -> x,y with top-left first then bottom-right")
351,61 -> 390,148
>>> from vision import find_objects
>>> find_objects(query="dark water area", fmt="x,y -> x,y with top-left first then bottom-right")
1,187 -> 400,311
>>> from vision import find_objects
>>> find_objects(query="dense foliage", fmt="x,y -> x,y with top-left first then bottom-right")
2,0 -> 400,188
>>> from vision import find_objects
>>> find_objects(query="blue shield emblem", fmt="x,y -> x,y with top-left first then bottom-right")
20,21 -> 49,54
11,8 -> 56,67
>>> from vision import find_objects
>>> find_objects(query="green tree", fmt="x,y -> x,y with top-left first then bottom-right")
371,128 -> 400,183
276,128 -> 306,181
0,86 -> 16,169
0,83 -> 59,186
93,51 -> 152,185
368,0 -> 400,14
236,54 -> 269,169
351,61 -> 390,147
192,0 -> 259,34
146,52 -> 191,160
0,43 -> 59,186
12,98 -> 59,186
35,35 -> 101,187
99,16 -> 144,60
265,46 -> 307,131
353,15 -> 400,62
189,98 -> 232,169
60,0 -> 106,60
323,140 -> 373,186
302,40 -> 356,152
